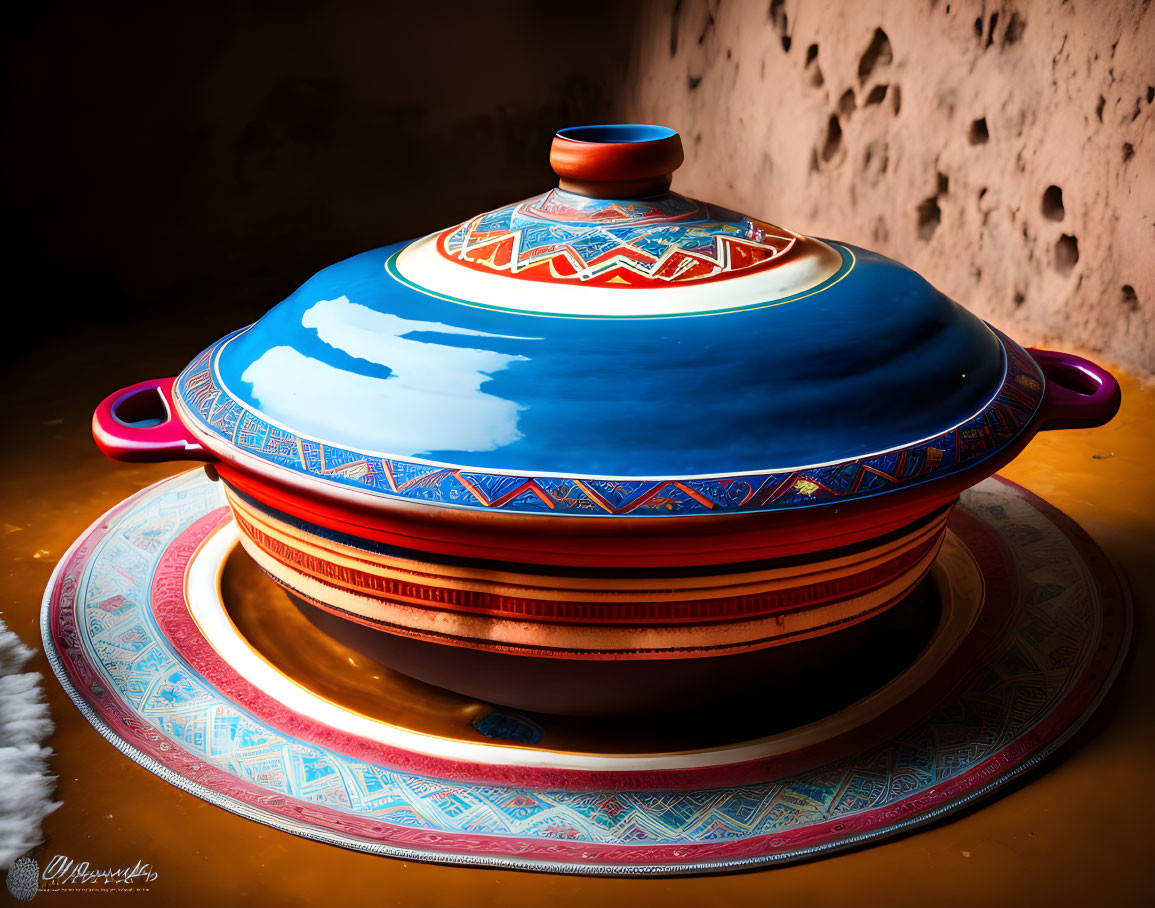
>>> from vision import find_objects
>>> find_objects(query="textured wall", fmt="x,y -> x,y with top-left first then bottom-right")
624,0 -> 1154,372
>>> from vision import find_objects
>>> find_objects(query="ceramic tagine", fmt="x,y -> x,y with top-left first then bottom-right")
92,124 -> 1120,716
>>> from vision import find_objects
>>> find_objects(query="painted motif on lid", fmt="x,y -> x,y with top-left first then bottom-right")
438,189 -> 801,287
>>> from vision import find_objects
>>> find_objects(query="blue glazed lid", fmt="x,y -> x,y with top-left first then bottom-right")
174,125 -> 1044,518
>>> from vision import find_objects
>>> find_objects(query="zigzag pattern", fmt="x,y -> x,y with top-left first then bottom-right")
439,189 -> 797,287
175,334 -> 1044,518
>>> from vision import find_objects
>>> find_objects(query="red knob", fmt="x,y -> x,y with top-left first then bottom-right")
550,125 -> 684,199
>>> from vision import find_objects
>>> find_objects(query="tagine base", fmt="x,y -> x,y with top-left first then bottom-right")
41,469 -> 1130,876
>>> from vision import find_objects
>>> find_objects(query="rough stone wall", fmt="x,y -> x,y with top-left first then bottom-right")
624,0 -> 1154,373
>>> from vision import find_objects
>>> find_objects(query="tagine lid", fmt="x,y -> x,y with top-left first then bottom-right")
173,124 -> 1045,517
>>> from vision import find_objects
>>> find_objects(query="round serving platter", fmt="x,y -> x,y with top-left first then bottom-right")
41,469 -> 1130,875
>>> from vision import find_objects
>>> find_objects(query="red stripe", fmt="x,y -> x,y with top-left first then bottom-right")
237,512 -> 942,627
214,460 -> 984,568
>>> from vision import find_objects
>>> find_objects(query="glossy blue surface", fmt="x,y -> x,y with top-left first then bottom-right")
208,241 -> 1005,478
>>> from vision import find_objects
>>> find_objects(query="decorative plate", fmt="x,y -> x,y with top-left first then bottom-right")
42,468 -> 1129,874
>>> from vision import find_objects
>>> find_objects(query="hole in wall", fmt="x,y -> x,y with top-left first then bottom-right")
1042,185 -> 1065,221
1147,86 -> 1153,104
688,74 -> 702,90
1096,95 -> 1105,121
821,114 -> 842,161
858,28 -> 892,82
1121,285 -> 1138,311
985,12 -> 999,48
1123,142 -> 1134,162
968,117 -> 989,144
1003,12 -> 1025,46
917,197 -> 941,240
974,17 -> 983,39
892,85 -> 902,115
865,84 -> 888,105
782,35 -> 792,52
839,89 -> 856,119
805,43 -> 824,87
1054,234 -> 1079,276
1013,290 -> 1026,308
937,172 -> 949,194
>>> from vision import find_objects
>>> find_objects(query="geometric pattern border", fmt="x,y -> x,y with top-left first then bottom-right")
41,470 -> 1130,874
174,330 -> 1044,517
438,189 -> 801,288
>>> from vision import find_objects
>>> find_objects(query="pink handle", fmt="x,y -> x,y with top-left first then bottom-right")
1028,348 -> 1121,431
92,377 -> 215,463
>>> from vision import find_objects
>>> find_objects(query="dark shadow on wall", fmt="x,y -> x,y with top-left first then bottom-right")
0,0 -> 637,356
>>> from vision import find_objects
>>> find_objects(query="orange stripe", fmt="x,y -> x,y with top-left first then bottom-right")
571,479 -> 615,513
672,482 -> 717,509
275,559 -> 938,662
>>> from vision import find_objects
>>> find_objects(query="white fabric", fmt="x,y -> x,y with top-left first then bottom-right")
0,618 -> 59,870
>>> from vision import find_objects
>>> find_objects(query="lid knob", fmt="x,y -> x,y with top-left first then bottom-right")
550,124 -> 684,199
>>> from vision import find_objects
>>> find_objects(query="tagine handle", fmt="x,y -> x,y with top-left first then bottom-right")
92,377 -> 214,463
1028,349 -> 1122,431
